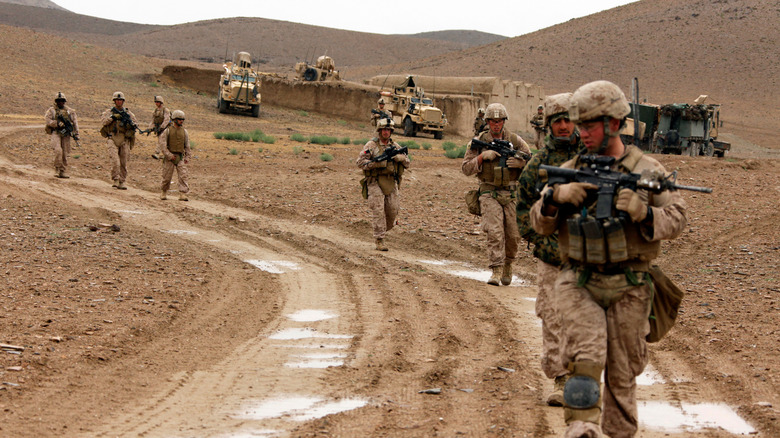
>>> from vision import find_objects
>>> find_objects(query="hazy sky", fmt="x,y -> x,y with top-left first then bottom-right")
52,1 -> 637,38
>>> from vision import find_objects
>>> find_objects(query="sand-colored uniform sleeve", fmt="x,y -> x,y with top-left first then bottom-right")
634,156 -> 688,241
184,128 -> 192,162
357,140 -> 383,170
101,108 -> 115,126
461,140 -> 482,176
44,107 -> 57,129
510,133 -> 532,155
69,108 -> 79,136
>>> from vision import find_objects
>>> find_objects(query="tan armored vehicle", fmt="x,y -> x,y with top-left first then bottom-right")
218,51 -> 261,117
294,55 -> 341,82
381,76 -> 447,139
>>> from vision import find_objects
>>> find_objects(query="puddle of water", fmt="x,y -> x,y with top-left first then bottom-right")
522,297 -> 537,302
163,229 -> 197,235
417,259 -> 455,266
640,401 -> 755,435
272,343 -> 349,350
636,364 -> 666,386
447,269 -> 529,286
286,309 -> 337,322
116,209 -> 145,215
293,352 -> 348,360
235,396 -> 367,422
220,430 -> 280,438
245,259 -> 300,274
284,359 -> 344,369
268,328 -> 353,340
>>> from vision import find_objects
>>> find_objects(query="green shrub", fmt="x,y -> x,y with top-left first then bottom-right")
257,147 -> 264,153
229,148 -> 239,155
290,133 -> 306,142
297,110 -> 309,117
352,138 -> 369,145
442,141 -> 458,151
319,153 -> 334,162
399,140 -> 420,149
422,142 -> 432,150
189,141 -> 197,150
444,145 -> 467,159
261,135 -> 275,144
292,146 -> 303,155
339,137 -> 351,144
337,120 -> 347,126
148,82 -> 159,88
309,135 -> 337,145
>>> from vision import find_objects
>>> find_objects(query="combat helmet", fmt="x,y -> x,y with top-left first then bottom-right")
154,95 -> 164,104
376,118 -> 395,132
569,80 -> 630,124
477,107 -> 485,116
377,98 -> 385,105
112,91 -> 125,101
172,110 -> 185,120
537,104 -> 544,110
485,103 -> 508,120
543,93 -> 573,126
54,92 -> 67,102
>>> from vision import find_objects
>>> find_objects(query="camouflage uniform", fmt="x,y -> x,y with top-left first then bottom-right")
356,134 -> 410,245
474,115 -> 487,136
148,97 -> 171,158
531,146 -> 687,437
516,132 -> 581,382
462,129 -> 531,270
44,97 -> 79,178
531,111 -> 546,148
160,117 -> 191,200
100,93 -> 138,189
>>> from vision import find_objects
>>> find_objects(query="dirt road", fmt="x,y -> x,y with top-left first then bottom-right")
1,118 -> 777,437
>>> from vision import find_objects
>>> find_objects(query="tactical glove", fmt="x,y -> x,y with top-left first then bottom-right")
506,157 -> 526,168
616,188 -> 648,222
480,150 -> 499,161
552,182 -> 598,206
112,113 -> 122,120
393,153 -> 406,162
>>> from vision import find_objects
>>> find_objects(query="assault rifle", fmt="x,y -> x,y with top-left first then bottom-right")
470,138 -> 532,168
371,109 -> 391,120
111,107 -> 152,134
56,112 -> 80,147
371,146 -> 408,163
539,155 -> 712,220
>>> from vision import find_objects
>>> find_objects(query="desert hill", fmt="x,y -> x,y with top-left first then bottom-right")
0,0 -> 63,10
351,0 -> 779,148
405,30 -> 506,46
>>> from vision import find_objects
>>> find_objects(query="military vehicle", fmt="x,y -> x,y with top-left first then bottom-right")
652,96 -> 730,157
218,52 -> 261,117
621,102 -> 660,150
381,76 -> 447,139
294,55 -> 341,82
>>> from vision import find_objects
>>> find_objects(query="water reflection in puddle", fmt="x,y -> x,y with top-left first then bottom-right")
163,229 -> 197,235
245,259 -> 300,274
235,396 -> 367,422
273,343 -> 349,350
268,328 -> 353,340
636,364 -> 666,386
640,401 -> 755,435
285,359 -> 344,369
286,309 -> 337,322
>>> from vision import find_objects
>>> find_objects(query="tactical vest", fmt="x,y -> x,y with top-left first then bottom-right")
167,125 -> 186,154
560,146 -> 659,270
363,139 -> 405,195
475,131 -> 521,191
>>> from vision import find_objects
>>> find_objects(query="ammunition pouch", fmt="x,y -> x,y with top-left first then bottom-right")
566,216 -> 630,265
359,177 -> 368,200
647,265 -> 684,343
465,189 -> 481,216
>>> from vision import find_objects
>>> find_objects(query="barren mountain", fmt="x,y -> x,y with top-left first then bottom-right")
406,30 -> 507,46
0,0 -> 63,10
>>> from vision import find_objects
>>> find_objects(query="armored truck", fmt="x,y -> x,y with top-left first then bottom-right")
652,96 -> 729,157
381,76 -> 447,139
218,52 -> 261,117
294,55 -> 341,82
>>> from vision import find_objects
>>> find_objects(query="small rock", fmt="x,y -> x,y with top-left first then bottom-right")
498,366 -> 515,373
418,388 -> 442,394
755,401 -> 772,408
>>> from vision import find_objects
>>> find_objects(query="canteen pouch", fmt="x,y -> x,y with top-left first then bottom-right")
647,266 -> 684,343
567,217 -> 584,262
604,217 -> 629,263
360,178 -> 368,200
581,217 -> 606,264
465,189 -> 481,216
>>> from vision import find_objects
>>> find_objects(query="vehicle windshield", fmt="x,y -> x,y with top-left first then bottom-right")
231,75 -> 256,83
422,98 -> 433,105
411,98 -> 420,104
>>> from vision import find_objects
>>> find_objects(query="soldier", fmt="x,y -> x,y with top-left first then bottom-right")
356,118 -> 410,251
531,104 -> 546,148
462,103 -> 531,285
530,81 -> 687,437
474,107 -> 487,136
100,91 -> 139,190
44,92 -> 79,179
148,95 -> 171,160
160,110 -> 192,201
370,98 -> 392,127
516,93 -> 582,406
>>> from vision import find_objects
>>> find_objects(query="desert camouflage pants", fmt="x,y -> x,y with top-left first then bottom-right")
51,132 -> 71,173
479,192 -> 519,267
367,182 -> 398,239
534,130 -> 545,149
536,260 -> 567,379
161,159 -> 190,194
107,138 -> 130,183
555,268 -> 651,438
155,133 -> 164,155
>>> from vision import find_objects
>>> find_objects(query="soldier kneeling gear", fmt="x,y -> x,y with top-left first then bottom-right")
563,360 -> 603,425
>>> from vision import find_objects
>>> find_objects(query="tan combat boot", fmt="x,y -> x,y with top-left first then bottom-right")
487,266 -> 502,285
501,261 -> 513,285
179,193 -> 188,201
375,238 -> 388,251
160,190 -> 167,200
116,181 -> 127,190
546,375 -> 567,407
59,170 -> 69,179
112,179 -> 119,188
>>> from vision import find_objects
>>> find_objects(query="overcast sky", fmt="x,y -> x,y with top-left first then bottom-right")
52,0 -> 637,38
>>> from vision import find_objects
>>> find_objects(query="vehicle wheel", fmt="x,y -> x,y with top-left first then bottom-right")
715,150 -> 724,158
251,104 -> 260,118
303,68 -> 318,82
403,118 -> 416,137
218,96 -> 229,114
704,141 -> 714,157
434,130 -> 443,140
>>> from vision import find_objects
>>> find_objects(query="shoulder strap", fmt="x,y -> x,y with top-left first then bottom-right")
619,145 -> 644,172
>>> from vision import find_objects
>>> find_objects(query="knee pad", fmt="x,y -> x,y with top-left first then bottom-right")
563,360 -> 602,409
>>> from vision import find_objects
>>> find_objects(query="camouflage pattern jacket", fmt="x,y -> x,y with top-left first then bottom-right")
516,134 -> 581,265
